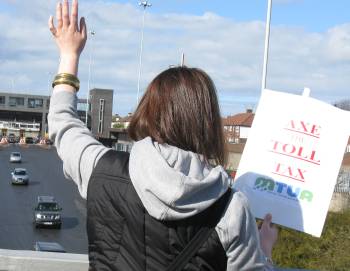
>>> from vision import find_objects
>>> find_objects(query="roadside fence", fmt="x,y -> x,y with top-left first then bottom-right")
334,170 -> 350,194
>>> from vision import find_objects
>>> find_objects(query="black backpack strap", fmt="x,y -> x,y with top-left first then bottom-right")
166,188 -> 231,271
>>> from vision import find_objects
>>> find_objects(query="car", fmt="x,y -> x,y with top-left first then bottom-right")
7,134 -> 17,143
11,168 -> 29,185
25,137 -> 34,144
45,138 -> 53,145
9,152 -> 21,163
33,196 -> 62,229
34,241 -> 66,253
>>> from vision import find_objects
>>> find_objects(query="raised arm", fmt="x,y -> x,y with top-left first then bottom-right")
49,0 -> 86,83
47,0 -> 110,198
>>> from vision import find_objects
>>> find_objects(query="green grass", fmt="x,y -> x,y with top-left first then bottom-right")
272,210 -> 350,271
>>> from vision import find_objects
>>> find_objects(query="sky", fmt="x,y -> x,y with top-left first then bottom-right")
0,0 -> 349,116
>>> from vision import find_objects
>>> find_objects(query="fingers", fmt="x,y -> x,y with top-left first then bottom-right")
48,15 -> 57,36
51,0 -> 85,39
62,0 -> 70,28
70,0 -> 78,30
264,213 -> 272,224
80,17 -> 87,39
56,2 -> 63,29
261,213 -> 273,230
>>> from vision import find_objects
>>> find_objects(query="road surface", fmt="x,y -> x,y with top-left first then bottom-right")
0,144 -> 88,253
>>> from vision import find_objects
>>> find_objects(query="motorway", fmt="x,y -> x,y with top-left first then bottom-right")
0,144 -> 88,254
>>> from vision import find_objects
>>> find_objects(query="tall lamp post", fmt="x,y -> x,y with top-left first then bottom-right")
47,71 -> 53,95
85,30 -> 96,127
261,0 -> 272,91
136,1 -> 152,105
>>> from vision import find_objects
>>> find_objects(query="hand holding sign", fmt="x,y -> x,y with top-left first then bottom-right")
234,89 -> 350,237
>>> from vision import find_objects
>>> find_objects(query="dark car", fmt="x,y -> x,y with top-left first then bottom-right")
45,138 -> 54,145
33,196 -> 62,228
34,242 -> 66,253
7,134 -> 17,143
33,137 -> 40,144
25,137 -> 34,144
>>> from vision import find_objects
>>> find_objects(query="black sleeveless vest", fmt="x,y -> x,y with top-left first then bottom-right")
87,150 -> 228,271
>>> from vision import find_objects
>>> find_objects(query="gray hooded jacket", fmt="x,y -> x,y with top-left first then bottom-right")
48,89 -> 269,270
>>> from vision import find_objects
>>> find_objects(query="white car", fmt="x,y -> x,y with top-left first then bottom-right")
34,242 -> 66,253
9,152 -> 21,163
11,168 -> 29,185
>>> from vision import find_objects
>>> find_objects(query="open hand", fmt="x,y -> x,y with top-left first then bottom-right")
49,0 -> 87,59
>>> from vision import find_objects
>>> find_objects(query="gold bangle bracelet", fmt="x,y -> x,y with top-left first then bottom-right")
53,72 -> 79,80
52,79 -> 80,91
52,73 -> 80,91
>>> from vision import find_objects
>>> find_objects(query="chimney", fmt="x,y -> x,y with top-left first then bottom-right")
246,109 -> 253,113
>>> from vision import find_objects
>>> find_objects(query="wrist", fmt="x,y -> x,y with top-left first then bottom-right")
58,54 -> 80,76
260,236 -> 274,257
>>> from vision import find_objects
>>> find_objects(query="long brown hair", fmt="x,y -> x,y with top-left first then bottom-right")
128,66 -> 226,165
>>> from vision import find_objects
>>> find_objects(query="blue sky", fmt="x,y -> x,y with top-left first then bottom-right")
98,0 -> 350,32
0,0 -> 349,116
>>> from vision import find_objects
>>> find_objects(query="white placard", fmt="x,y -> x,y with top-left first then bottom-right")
233,89 -> 350,237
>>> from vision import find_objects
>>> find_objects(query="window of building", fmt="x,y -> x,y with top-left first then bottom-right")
9,97 -> 24,107
77,102 -> 87,111
28,99 -> 35,108
98,99 -> 105,134
46,99 -> 50,109
28,98 -> 43,108
0,96 -> 5,105
115,143 -> 133,153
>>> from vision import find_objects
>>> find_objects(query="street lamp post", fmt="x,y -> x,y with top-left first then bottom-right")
47,71 -> 53,95
85,30 -> 96,127
136,1 -> 152,105
261,0 -> 272,91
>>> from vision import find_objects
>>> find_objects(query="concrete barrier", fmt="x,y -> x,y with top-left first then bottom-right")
0,249 -> 88,271
329,192 -> 350,212
0,249 -> 317,271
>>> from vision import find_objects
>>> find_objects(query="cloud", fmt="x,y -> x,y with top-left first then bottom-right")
0,0 -> 349,117
326,23 -> 350,62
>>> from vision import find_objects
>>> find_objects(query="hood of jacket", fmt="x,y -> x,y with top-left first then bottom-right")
129,137 -> 230,221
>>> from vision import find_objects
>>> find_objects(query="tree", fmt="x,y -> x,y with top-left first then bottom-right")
333,99 -> 350,111
113,123 -> 125,129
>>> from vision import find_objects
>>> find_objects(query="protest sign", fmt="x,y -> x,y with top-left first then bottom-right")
233,89 -> 350,237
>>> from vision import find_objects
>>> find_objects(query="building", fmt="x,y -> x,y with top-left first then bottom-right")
0,92 -> 50,138
111,113 -> 133,129
76,98 -> 89,124
111,114 -> 122,128
110,127 -> 133,152
87,88 -> 113,140
110,113 -> 134,151
0,90 -> 109,139
222,109 -> 254,144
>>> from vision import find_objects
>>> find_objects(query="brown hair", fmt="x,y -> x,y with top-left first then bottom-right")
128,66 -> 226,165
